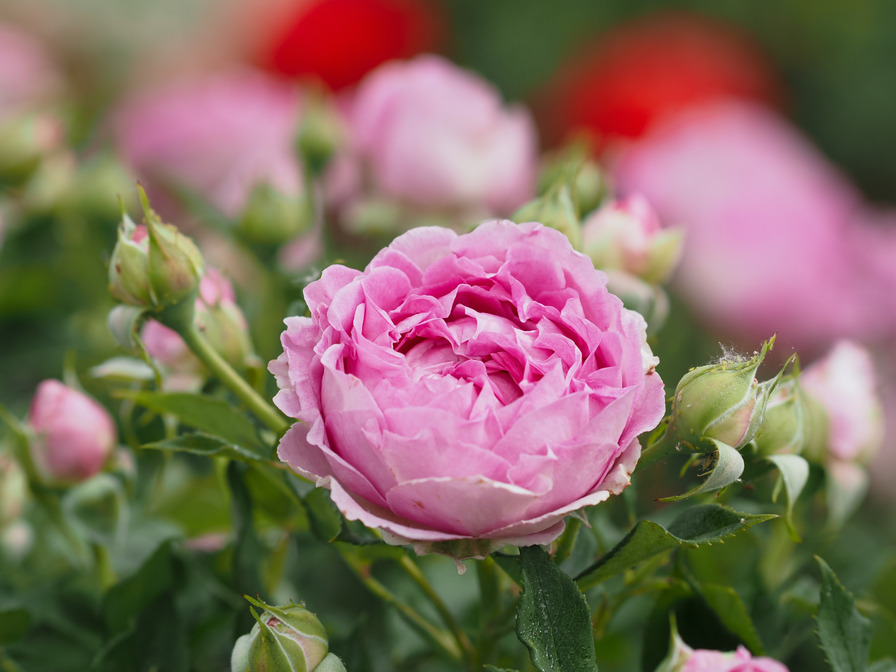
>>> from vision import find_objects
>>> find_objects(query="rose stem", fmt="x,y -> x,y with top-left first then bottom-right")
398,555 -> 475,666
473,555 -> 502,669
179,323 -> 290,436
340,553 -> 463,662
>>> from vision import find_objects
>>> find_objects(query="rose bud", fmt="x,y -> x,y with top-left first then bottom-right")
801,340 -> 883,465
512,183 -> 582,249
656,645 -> 789,672
27,380 -> 117,486
271,220 -> 665,558
753,373 -> 813,456
0,451 -> 27,528
108,196 -> 205,318
142,268 -> 255,389
231,596 -> 346,672
581,195 -> 683,285
667,338 -> 777,452
237,183 -> 313,247
537,148 -> 606,217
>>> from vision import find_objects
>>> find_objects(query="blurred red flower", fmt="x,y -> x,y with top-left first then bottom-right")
541,12 -> 781,147
255,0 -> 443,90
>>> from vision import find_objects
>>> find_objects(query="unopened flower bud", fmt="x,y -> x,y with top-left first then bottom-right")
669,338 -> 777,451
108,215 -> 152,306
582,195 -> 683,284
754,374 -> 811,456
537,143 -> 607,216
0,451 -> 27,528
109,190 -> 205,323
231,596 -> 346,672
27,380 -> 116,486
512,183 -> 581,249
0,112 -> 63,185
237,183 -> 313,246
296,91 -> 345,177
801,340 -> 883,465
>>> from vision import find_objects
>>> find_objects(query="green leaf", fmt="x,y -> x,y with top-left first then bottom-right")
484,667 -> 521,672
143,432 -> 266,463
767,454 -> 809,540
0,607 -> 31,645
576,505 -> 776,590
816,556 -> 872,672
660,439 -> 745,502
516,545 -> 598,672
103,540 -> 175,634
120,390 -> 267,455
699,584 -> 765,655
227,461 -> 265,604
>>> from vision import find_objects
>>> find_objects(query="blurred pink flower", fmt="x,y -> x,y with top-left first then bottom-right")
613,102 -> 888,352
0,22 -> 61,116
113,69 -> 302,218
329,55 -> 537,225
802,340 -> 883,464
271,220 -> 664,557
27,380 -> 116,485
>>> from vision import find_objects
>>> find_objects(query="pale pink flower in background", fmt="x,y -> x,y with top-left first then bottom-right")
271,220 -> 664,557
581,194 -> 683,284
328,54 -> 537,226
681,646 -> 788,672
27,380 -> 116,485
801,340 -> 883,465
0,22 -> 61,116
113,69 -> 302,218
613,102 -> 889,353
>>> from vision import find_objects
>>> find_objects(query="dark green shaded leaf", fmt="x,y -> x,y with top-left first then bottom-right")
0,607 -> 31,645
305,486 -> 342,542
816,556 -> 872,672
103,541 -> 175,634
577,505 -> 776,590
516,545 -> 598,672
121,390 -> 267,455
143,432 -> 266,463
699,584 -> 764,654
227,461 -> 265,608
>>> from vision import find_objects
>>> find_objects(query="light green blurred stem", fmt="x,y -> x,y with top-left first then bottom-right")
340,554 -> 463,662
179,323 -> 290,436
398,556 -> 474,667
554,517 -> 582,565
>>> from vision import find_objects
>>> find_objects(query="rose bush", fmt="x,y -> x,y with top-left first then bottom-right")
271,220 -> 664,556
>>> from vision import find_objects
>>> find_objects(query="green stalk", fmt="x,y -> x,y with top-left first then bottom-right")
398,556 -> 474,667
473,556 -> 502,669
179,323 -> 290,436
553,517 -> 582,565
341,553 -> 462,662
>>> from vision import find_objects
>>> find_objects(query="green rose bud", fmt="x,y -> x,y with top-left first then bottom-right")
146,209 -> 204,310
669,337 -> 777,452
296,91 -> 345,177
754,373 -> 811,456
237,182 -> 313,246
231,596 -> 346,672
108,214 -> 152,307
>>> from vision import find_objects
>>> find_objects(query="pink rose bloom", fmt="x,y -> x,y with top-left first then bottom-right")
0,23 -> 61,117
113,69 -> 302,218
682,646 -> 788,672
330,55 -> 537,222
27,380 -> 117,485
802,340 -> 883,464
613,102 -> 879,352
271,220 -> 665,557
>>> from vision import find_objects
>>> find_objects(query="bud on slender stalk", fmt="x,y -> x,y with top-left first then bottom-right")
237,183 -> 313,246
231,595 -> 346,672
669,337 -> 778,451
27,380 -> 117,486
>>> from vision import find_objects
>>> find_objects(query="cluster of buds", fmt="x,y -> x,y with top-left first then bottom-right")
108,190 -> 205,328
231,596 -> 346,672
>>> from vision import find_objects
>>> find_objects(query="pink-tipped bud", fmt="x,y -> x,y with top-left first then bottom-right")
27,380 -> 116,485
582,194 -> 683,284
